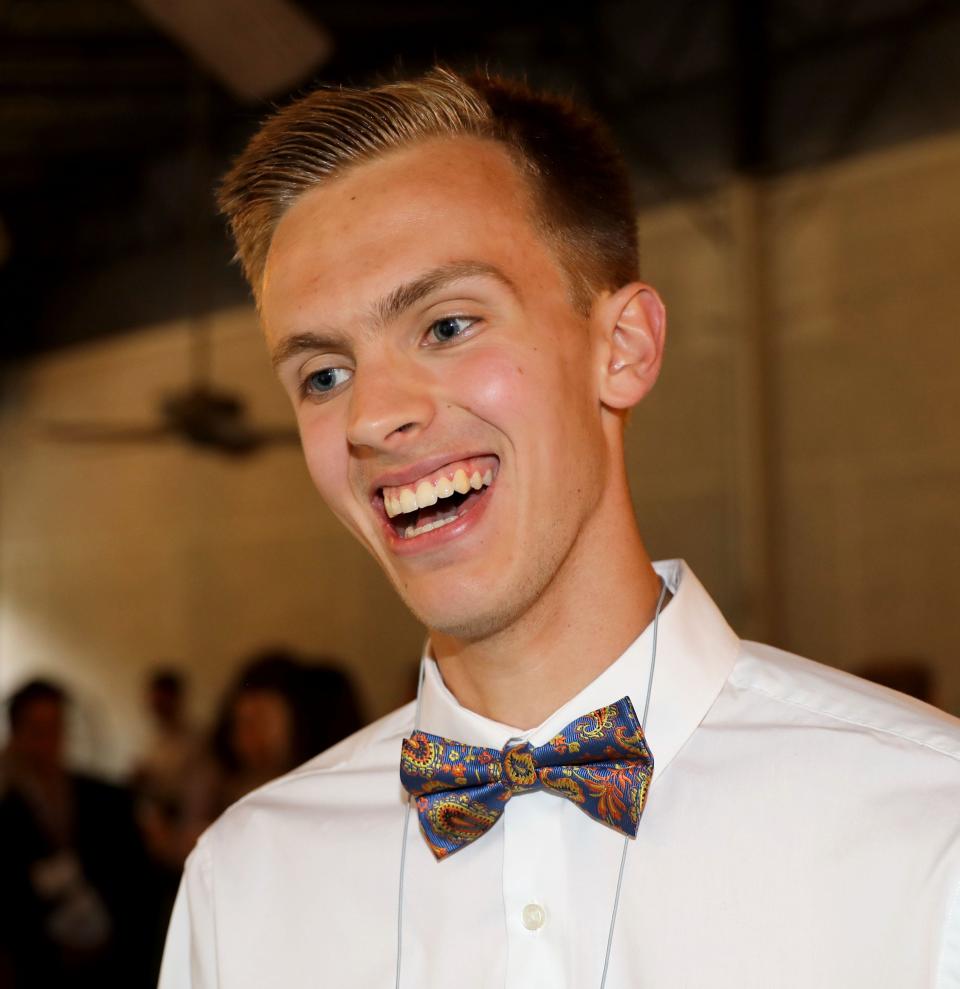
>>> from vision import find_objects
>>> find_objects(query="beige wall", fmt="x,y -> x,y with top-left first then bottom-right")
0,312 -> 425,775
773,135 -> 960,705
2,130 -> 958,775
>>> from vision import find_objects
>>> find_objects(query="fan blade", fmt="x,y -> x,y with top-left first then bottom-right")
134,0 -> 332,103
37,422 -> 175,444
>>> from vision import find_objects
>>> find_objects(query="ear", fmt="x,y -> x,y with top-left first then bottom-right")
595,282 -> 667,410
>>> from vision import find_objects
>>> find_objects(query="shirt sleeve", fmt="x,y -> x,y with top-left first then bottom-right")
939,880 -> 960,987
158,838 -> 218,988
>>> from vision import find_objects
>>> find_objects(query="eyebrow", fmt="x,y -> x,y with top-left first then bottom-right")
269,260 -> 517,370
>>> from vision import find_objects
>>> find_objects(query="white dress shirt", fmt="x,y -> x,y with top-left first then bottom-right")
160,561 -> 960,987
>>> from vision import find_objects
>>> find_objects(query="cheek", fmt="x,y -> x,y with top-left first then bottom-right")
454,349 -> 529,422
457,337 -> 596,443
297,413 -> 351,508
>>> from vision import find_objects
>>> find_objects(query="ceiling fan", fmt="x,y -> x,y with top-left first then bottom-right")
40,320 -> 302,458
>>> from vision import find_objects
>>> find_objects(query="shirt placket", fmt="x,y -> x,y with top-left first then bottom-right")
501,784 -> 570,989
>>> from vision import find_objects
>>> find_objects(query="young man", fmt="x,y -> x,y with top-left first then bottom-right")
160,69 -> 960,987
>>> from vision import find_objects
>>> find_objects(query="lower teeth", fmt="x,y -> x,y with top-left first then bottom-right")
403,514 -> 459,539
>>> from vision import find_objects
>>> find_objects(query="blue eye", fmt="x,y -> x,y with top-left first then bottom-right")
427,316 -> 476,344
303,367 -> 351,396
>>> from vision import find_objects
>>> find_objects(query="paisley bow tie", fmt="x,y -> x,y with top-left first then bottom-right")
399,696 -> 654,860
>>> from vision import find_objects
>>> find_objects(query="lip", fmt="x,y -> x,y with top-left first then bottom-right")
379,471 -> 497,556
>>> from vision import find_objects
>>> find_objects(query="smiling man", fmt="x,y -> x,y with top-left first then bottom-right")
159,70 -> 960,988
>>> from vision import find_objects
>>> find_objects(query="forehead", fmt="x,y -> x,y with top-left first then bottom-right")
260,136 -> 563,336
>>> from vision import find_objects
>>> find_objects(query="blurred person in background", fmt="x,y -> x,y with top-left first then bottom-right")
132,668 -> 200,871
0,679 -> 155,987
207,652 -> 302,812
301,659 -> 365,755
180,650 -> 362,844
130,668 -> 203,978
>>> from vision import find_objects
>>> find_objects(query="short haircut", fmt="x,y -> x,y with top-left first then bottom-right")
218,67 -> 639,313
7,678 -> 66,731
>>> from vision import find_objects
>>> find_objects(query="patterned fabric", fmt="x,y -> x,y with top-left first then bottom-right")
400,696 -> 653,860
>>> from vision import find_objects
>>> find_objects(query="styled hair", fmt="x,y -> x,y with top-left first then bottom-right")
218,67 -> 639,312
150,668 -> 184,694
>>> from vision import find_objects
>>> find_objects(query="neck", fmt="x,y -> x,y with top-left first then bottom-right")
429,477 -> 662,729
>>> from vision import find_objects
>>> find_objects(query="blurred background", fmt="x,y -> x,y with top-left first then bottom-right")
0,0 -> 959,979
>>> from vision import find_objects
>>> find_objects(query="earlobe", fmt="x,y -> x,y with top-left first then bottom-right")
598,283 -> 666,411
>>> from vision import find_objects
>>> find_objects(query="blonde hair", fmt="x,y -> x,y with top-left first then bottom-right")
218,67 -> 639,311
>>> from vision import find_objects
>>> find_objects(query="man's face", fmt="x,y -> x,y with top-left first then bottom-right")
262,137 -> 614,639
11,698 -> 64,773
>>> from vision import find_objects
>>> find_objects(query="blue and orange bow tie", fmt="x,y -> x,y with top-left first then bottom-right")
400,696 -> 654,860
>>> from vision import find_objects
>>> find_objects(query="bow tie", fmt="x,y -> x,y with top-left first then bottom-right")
399,696 -> 654,860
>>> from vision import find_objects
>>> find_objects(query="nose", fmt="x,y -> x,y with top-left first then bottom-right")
345,354 -> 436,450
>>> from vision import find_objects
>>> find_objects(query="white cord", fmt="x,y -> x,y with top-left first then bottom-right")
396,577 -> 669,989
395,657 -> 426,989
599,577 -> 668,988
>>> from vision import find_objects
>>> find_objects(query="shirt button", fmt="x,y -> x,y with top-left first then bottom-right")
521,902 -> 546,931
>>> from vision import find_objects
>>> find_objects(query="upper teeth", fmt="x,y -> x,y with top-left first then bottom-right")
383,466 -> 494,518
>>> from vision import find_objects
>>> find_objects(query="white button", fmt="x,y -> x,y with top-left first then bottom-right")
521,902 -> 546,931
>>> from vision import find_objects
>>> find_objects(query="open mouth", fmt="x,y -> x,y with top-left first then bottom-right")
377,455 -> 499,540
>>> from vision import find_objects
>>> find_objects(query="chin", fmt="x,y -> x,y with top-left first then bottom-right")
399,575 -> 543,644
393,517 -> 586,642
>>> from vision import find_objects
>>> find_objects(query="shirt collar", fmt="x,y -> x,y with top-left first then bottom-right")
415,559 -> 741,779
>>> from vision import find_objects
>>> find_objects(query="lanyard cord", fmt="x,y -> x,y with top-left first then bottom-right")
396,578 -> 668,989
395,659 -> 426,989
599,576 -> 667,988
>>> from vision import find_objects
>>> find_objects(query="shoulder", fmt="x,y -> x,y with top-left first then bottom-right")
729,641 -> 960,765
691,643 -> 960,873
